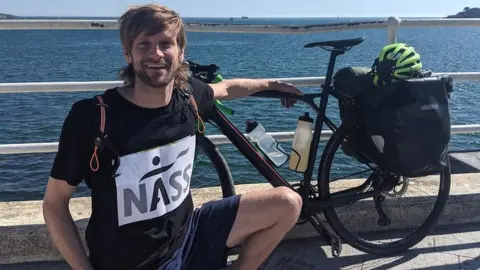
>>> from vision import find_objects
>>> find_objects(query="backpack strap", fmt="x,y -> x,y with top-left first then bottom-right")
89,95 -> 106,172
180,83 -> 205,134
89,94 -> 120,178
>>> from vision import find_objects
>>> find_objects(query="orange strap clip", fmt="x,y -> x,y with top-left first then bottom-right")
89,95 -> 106,172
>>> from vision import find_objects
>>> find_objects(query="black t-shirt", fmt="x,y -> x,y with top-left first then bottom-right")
50,78 -> 214,270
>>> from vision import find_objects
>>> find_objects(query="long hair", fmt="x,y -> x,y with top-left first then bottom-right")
117,4 -> 190,89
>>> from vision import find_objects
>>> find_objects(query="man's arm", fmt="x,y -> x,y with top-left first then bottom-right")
43,178 -> 93,270
209,78 -> 303,100
43,100 -> 94,269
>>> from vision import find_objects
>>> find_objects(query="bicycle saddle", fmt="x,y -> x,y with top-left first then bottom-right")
304,37 -> 366,51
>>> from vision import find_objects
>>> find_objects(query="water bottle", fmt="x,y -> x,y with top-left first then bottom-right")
245,120 -> 288,167
289,112 -> 314,172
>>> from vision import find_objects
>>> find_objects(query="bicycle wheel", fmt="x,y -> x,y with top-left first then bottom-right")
318,127 -> 451,256
194,133 -> 235,198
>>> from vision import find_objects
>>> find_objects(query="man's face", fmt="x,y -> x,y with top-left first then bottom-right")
126,29 -> 183,88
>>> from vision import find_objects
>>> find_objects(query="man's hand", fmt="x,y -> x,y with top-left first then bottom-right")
267,80 -> 303,109
268,80 -> 303,96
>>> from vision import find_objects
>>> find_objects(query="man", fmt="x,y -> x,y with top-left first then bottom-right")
42,4 -> 303,270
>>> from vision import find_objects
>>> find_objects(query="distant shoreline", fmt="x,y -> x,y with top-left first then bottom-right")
0,14 -> 450,20
446,7 -> 480,18
2,13 -> 479,34
3,8 -> 480,20
0,12 -> 17,19
2,16 -> 480,33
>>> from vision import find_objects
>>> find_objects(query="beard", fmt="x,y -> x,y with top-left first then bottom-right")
134,60 -> 177,88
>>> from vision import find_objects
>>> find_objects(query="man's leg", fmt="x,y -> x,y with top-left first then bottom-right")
226,186 -> 302,270
180,186 -> 302,270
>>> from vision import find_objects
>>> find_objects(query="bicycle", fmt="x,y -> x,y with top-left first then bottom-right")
187,36 -> 452,258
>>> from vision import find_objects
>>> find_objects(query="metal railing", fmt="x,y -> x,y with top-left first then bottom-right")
1,16 -> 480,155
2,17 -> 480,33
0,72 -> 479,154
1,124 -> 480,155
1,72 -> 480,94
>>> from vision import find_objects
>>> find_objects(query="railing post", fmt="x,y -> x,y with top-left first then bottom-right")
387,16 -> 401,44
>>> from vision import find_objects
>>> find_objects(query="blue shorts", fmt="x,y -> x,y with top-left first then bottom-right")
159,194 -> 241,270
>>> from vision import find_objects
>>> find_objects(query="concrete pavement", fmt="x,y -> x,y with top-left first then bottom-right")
2,222 -> 479,269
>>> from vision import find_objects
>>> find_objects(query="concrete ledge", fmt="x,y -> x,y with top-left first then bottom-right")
1,173 -> 479,264
449,151 -> 480,173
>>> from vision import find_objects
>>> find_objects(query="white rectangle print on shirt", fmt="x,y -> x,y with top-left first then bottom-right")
115,135 -> 195,226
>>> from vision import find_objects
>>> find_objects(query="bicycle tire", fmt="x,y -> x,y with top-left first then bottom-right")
318,127 -> 451,256
195,134 -> 236,198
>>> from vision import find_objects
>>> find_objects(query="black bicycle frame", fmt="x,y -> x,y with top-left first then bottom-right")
204,49 -> 366,209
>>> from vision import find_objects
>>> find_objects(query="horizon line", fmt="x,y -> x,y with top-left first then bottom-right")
4,15 -> 447,19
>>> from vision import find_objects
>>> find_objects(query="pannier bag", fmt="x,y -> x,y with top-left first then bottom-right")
333,66 -> 376,163
333,66 -> 375,98
334,66 -> 454,177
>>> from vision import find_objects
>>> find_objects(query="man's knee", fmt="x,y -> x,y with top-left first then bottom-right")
272,186 -> 302,219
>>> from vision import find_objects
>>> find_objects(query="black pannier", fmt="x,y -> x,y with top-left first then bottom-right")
333,67 -> 377,163
334,66 -> 375,98
334,66 -> 454,177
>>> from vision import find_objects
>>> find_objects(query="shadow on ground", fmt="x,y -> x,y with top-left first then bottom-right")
254,222 -> 480,270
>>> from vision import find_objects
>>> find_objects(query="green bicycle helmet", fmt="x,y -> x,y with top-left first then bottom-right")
372,43 -> 422,87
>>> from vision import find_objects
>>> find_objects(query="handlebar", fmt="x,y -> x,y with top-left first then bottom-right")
187,60 -> 221,84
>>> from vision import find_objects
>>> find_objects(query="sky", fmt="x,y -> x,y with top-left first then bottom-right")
1,0 -> 479,18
